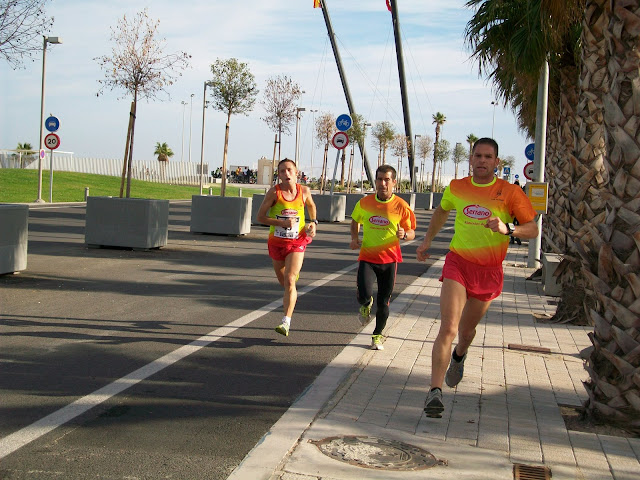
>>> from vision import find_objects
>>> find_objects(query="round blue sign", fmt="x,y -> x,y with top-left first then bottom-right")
515,174 -> 519,179
524,142 -> 535,161
45,116 -> 60,132
335,114 -> 352,132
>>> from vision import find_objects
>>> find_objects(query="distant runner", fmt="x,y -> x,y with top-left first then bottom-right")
417,138 -> 538,417
350,165 -> 416,350
257,159 -> 318,337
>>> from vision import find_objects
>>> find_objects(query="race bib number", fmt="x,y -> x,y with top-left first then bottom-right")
274,215 -> 300,239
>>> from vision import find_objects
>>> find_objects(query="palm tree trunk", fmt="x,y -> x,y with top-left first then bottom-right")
580,0 -> 640,434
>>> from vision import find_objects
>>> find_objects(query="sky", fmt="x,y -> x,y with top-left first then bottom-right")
0,0 -> 533,181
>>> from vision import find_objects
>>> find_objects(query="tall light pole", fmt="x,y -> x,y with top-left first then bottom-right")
199,82 -> 210,195
36,35 -> 62,203
363,123 -> 372,191
491,100 -> 497,138
413,134 -> 421,192
180,101 -> 187,162
188,93 -> 194,163
294,107 -> 305,166
309,109 -> 318,179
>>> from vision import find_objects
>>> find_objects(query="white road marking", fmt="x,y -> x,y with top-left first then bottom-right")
0,263 -> 358,460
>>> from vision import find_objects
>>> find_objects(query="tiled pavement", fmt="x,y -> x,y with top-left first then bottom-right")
231,243 -> 640,480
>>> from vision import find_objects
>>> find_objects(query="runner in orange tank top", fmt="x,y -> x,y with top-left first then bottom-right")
257,159 -> 318,337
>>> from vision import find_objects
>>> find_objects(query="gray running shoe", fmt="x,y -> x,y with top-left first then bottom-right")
445,352 -> 466,387
424,389 -> 444,417
359,296 -> 374,326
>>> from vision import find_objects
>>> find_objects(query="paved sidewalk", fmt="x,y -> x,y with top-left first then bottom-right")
229,244 -> 640,480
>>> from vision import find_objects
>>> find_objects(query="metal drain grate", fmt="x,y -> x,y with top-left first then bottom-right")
513,463 -> 552,480
310,435 -> 447,471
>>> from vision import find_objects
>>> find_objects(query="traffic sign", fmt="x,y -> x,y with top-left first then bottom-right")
44,133 -> 60,150
39,149 -> 46,159
503,167 -> 510,175
524,161 -> 534,180
331,131 -> 349,150
45,116 -> 60,132
524,143 -> 535,161
335,114 -> 352,132
515,174 -> 519,179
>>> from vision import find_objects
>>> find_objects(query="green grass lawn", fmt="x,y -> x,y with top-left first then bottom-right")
0,169 -> 264,203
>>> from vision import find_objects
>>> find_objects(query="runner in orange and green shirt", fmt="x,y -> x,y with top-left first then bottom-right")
416,138 -> 538,417
350,165 -> 416,351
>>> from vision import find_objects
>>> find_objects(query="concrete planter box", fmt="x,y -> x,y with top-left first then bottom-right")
0,204 -> 28,274
395,193 -> 415,210
191,195 -> 251,235
85,197 -> 169,249
251,194 -> 266,225
542,253 -> 563,296
415,192 -> 443,209
338,193 -> 366,217
311,194 -> 346,222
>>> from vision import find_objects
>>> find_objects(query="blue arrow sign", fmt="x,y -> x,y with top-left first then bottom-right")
515,174 -> 519,179
45,116 -> 60,132
335,114 -> 352,132
524,143 -> 535,161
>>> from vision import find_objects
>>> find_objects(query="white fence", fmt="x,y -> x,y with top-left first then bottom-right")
0,150 -> 209,186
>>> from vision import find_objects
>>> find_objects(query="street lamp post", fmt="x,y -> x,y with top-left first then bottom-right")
491,100 -> 497,138
413,134 -> 421,192
36,35 -> 62,203
309,109 -> 318,180
180,101 -> 187,162
363,123 -> 372,191
294,107 -> 305,166
188,93 -> 194,163
199,82 -> 210,195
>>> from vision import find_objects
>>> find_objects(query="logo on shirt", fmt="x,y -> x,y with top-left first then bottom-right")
463,205 -> 491,220
369,215 -> 390,226
280,208 -> 298,216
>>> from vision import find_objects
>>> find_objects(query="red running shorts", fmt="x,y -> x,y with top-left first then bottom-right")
439,251 -> 504,302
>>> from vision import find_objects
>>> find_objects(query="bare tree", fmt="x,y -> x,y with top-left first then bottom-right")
371,121 -> 395,166
261,74 -> 302,162
452,142 -> 467,179
391,133 -> 408,188
416,135 -> 433,191
95,8 -> 190,197
207,57 -> 258,197
0,0 -> 54,69
434,139 -> 451,191
315,112 -> 335,194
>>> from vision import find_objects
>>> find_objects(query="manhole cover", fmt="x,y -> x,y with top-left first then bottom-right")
310,435 -> 446,471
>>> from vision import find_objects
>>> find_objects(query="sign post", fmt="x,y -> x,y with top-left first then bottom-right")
330,120 -> 351,195
44,132 -> 60,203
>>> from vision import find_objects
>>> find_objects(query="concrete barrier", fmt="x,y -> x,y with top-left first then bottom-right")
542,253 -> 562,296
191,195 -> 252,235
339,193 -> 366,217
85,197 -> 169,249
251,194 -> 266,225
0,204 -> 28,274
311,194 -> 346,222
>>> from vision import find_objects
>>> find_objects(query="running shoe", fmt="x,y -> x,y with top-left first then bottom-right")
445,352 -> 466,387
359,296 -> 374,326
371,334 -> 384,350
275,322 -> 290,337
424,389 -> 444,417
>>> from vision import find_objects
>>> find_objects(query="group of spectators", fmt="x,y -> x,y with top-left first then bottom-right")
211,167 -> 256,184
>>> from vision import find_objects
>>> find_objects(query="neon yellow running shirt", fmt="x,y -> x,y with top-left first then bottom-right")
268,184 -> 307,245
440,177 -> 536,266
351,194 -> 416,264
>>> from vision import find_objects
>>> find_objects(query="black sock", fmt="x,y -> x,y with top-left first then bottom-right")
452,348 -> 465,362
430,387 -> 441,393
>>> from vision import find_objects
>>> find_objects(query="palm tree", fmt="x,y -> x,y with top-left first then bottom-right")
431,112 -> 446,192
465,0 -> 640,433
466,133 -> 478,176
154,142 -> 174,162
15,142 -> 36,168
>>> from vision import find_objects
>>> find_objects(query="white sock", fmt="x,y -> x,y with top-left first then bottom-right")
282,316 -> 291,326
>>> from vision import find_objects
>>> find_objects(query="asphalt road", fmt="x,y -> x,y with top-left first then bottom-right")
0,201 -> 451,480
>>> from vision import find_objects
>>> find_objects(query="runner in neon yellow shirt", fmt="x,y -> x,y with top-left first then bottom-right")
416,138 -> 538,417
350,165 -> 416,350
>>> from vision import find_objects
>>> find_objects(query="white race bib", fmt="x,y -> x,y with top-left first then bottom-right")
274,215 -> 300,239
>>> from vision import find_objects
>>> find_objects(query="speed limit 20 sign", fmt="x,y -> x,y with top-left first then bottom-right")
44,133 -> 60,150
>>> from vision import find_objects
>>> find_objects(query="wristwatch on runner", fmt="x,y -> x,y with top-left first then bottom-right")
310,219 -> 318,225
505,223 -> 515,236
